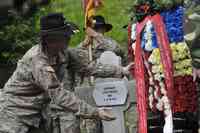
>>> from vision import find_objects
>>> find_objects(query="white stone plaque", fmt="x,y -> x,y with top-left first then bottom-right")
93,81 -> 128,106
102,107 -> 126,133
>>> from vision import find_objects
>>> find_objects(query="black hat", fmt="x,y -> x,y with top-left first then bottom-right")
91,15 -> 112,32
40,13 -> 79,37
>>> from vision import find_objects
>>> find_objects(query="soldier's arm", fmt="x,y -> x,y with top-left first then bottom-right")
87,62 -> 124,78
192,57 -> 200,70
68,48 -> 126,78
187,32 -> 200,81
67,47 -> 89,73
93,36 -> 126,64
110,39 -> 126,64
82,27 -> 125,60
32,61 -> 99,118
189,36 -> 200,69
102,37 -> 125,58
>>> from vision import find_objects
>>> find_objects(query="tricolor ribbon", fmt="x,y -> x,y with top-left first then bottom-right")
134,14 -> 174,133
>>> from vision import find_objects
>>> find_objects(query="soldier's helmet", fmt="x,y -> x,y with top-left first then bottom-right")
91,15 -> 113,32
40,13 -> 79,37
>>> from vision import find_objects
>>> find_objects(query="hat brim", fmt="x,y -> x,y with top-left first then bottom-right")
40,22 -> 79,37
94,23 -> 113,32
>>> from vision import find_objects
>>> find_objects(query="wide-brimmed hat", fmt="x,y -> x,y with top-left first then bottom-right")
91,15 -> 112,32
40,13 -> 79,37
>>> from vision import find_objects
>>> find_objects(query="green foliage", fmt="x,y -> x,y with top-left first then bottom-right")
0,16 -> 37,65
34,0 -> 86,47
34,0 -> 133,47
0,0 -> 134,65
0,0 -> 199,66
96,0 -> 133,46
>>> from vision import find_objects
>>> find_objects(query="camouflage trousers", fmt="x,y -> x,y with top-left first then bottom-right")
0,111 -> 29,133
42,108 -> 81,133
81,119 -> 102,133
0,112 -> 81,133
125,103 -> 137,133
0,110 -> 47,133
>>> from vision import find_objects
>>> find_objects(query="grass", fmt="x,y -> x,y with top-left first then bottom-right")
35,0 -> 133,48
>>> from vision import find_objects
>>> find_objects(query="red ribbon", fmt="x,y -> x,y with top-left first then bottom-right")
152,14 -> 174,103
134,14 -> 174,133
135,16 -> 149,133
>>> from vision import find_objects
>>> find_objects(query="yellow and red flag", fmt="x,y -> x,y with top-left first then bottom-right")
82,0 -> 103,84
82,0 -> 103,27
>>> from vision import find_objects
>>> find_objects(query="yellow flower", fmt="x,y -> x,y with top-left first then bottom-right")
149,42 -> 193,77
149,48 -> 160,65
152,65 -> 163,74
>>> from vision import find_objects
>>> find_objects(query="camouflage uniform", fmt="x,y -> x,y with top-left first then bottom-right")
76,35 -> 125,86
0,44 -> 115,133
184,0 -> 200,46
76,35 -> 125,133
42,42 -> 125,133
90,36 -> 125,64
184,0 -> 200,131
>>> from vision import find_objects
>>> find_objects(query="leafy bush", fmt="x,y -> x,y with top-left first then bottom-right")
0,0 -> 133,65
0,16 -> 37,65
34,0 -> 133,47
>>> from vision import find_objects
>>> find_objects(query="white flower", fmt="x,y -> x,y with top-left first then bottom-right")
156,99 -> 164,111
131,23 -> 136,41
144,20 -> 154,51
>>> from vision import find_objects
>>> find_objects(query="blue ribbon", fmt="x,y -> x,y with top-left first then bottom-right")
141,6 -> 184,51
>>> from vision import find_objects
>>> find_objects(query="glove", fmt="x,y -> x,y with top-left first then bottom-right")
97,107 -> 116,121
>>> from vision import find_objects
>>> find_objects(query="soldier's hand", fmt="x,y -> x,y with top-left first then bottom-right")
122,63 -> 134,76
86,27 -> 104,44
83,35 -> 92,47
86,27 -> 99,37
193,67 -> 200,81
97,108 -> 116,121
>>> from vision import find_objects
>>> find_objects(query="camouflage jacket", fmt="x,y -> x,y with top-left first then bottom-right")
0,44 -> 124,128
184,1 -> 200,68
74,35 -> 125,86
79,35 -> 124,61
64,46 -> 125,90
189,36 -> 200,68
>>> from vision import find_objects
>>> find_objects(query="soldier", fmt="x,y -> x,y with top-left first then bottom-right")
51,15 -> 131,133
73,15 -> 126,88
0,13 -> 119,133
39,13 -> 131,133
80,15 -> 125,65
184,1 -> 200,132
76,15 -> 128,133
